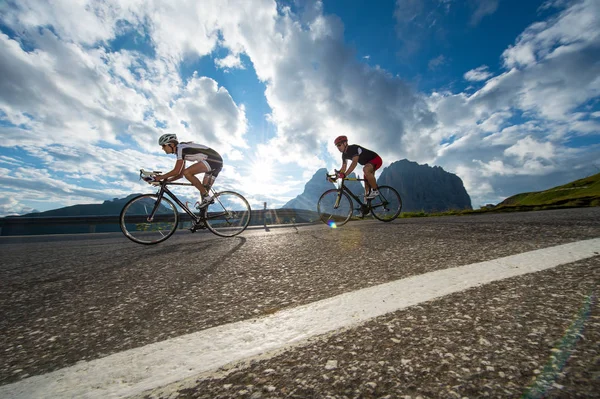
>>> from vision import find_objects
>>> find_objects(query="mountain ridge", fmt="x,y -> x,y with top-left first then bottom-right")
284,159 -> 472,213
6,168 -> 598,221
13,159 -> 472,218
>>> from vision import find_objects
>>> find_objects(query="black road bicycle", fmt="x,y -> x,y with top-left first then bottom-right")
317,171 -> 402,227
120,170 -> 251,245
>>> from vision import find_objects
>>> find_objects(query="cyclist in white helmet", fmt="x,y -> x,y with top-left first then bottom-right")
153,133 -> 223,208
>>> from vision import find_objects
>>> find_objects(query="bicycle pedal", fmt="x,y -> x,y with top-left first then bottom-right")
189,222 -> 207,233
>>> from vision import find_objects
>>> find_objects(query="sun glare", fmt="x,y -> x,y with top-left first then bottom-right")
249,159 -> 274,182
243,159 -> 276,195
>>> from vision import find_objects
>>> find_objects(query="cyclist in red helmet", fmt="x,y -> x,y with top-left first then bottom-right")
333,135 -> 383,200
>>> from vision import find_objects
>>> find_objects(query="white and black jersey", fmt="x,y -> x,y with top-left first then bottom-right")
176,142 -> 223,175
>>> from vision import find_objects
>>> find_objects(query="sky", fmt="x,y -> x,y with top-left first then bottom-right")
0,0 -> 599,216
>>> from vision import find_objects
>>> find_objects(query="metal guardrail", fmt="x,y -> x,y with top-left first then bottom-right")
0,209 -> 321,236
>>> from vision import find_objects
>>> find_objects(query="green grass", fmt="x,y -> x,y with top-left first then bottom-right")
399,172 -> 600,218
495,172 -> 600,210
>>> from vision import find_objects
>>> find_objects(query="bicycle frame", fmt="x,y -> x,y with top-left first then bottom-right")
146,181 -> 209,224
337,177 -> 370,212
326,173 -> 372,215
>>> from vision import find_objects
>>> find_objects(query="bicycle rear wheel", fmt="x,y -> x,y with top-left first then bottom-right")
370,185 -> 402,222
317,189 -> 353,227
120,194 -> 179,244
204,191 -> 251,237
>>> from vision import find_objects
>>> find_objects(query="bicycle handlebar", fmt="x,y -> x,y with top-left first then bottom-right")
326,170 -> 340,182
140,169 -> 163,185
326,170 -> 362,182
138,169 -> 203,188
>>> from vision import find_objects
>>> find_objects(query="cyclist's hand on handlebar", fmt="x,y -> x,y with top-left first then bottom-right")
143,176 -> 160,186
141,174 -> 161,185
337,171 -> 346,179
140,169 -> 161,185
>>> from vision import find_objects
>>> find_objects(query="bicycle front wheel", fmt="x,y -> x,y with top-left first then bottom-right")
204,191 -> 251,237
371,185 -> 402,222
120,194 -> 179,244
317,189 -> 353,227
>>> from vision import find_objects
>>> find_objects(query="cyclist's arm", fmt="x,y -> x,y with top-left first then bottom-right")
155,159 -> 185,181
343,156 -> 359,176
339,159 -> 348,174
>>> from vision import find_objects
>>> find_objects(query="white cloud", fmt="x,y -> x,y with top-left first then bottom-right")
168,75 -> 249,150
0,0 -> 599,215
215,53 -> 245,70
503,0 -> 600,69
0,29 -> 159,147
504,136 -> 556,161
220,2 -> 438,166
464,65 -> 493,82
0,195 -> 36,216
0,0 -> 135,45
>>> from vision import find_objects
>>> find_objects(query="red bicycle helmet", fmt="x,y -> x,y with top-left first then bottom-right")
334,135 -> 348,145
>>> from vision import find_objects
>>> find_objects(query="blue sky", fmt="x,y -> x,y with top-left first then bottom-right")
0,0 -> 599,216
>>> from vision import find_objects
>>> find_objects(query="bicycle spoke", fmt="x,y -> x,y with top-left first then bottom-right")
204,191 -> 251,237
318,189 -> 352,227
370,186 -> 402,222
120,194 -> 179,244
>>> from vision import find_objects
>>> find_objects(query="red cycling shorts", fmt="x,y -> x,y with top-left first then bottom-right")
367,155 -> 383,171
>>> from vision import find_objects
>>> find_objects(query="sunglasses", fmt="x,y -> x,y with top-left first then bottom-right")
336,143 -> 344,147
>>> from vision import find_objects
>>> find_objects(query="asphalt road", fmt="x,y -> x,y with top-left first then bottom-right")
1,208 -> 599,398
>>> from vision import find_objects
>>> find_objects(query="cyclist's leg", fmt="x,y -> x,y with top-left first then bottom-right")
202,162 -> 222,191
183,161 -> 210,196
202,173 -> 214,191
363,163 -> 377,194
364,156 -> 382,194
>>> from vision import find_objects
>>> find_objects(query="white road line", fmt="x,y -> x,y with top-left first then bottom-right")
2,238 -> 599,399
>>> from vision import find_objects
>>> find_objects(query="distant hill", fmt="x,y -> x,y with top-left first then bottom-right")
0,195 -> 144,235
21,194 -> 142,217
283,160 -> 472,213
495,172 -> 600,210
16,159 -> 473,219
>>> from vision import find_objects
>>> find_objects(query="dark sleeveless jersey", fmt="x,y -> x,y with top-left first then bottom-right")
342,144 -> 379,165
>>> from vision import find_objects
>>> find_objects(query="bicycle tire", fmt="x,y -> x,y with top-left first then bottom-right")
317,189 -> 353,227
370,185 -> 402,222
120,194 -> 179,245
203,191 -> 251,237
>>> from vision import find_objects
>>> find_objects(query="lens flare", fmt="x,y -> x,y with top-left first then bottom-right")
328,220 -> 337,229
522,292 -> 594,398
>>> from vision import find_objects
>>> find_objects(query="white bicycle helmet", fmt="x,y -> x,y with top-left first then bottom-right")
158,133 -> 177,146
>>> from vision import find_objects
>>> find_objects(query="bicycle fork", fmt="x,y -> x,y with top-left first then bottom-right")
146,190 -> 166,222
334,192 -> 342,209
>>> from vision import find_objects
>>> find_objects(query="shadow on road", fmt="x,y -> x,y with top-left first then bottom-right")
203,236 -> 247,276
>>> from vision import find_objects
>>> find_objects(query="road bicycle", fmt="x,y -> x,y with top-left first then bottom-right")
317,171 -> 402,227
120,170 -> 251,245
